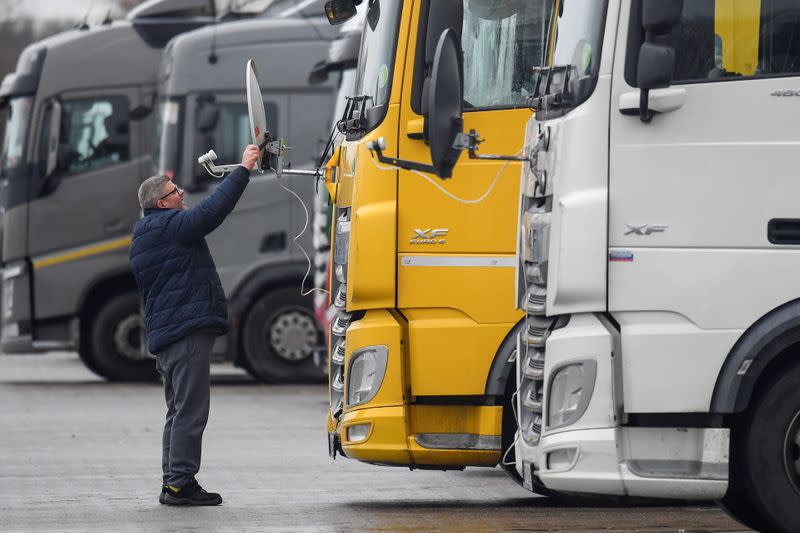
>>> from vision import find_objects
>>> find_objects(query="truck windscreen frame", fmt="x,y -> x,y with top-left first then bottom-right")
350,0 -> 403,136
535,0 -> 608,119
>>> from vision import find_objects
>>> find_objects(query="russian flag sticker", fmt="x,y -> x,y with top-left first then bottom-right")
609,250 -> 634,262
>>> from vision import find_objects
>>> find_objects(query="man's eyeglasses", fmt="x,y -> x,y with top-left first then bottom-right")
160,185 -> 184,201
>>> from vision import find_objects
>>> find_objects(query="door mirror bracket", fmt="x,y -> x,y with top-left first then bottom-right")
637,0 -> 683,123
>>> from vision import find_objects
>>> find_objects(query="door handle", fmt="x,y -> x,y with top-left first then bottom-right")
619,88 -> 686,116
406,118 -> 424,140
768,219 -> 800,245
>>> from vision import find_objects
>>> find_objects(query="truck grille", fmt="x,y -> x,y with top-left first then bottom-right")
329,207 -> 352,418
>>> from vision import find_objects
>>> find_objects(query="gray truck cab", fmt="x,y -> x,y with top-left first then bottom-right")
156,12 -> 338,382
0,0 -> 218,380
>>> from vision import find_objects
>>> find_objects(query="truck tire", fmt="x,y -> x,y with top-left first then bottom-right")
84,292 -> 157,382
725,362 -> 800,533
241,287 -> 324,383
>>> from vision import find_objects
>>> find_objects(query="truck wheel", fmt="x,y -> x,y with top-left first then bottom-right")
725,362 -> 800,533
85,292 -> 157,382
241,287 -> 324,383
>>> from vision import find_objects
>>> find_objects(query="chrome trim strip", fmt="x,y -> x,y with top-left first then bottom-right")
400,255 -> 515,268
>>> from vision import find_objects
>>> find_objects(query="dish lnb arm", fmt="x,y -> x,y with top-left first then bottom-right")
198,150 -> 243,178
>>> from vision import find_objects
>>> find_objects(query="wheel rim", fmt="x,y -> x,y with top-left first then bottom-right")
268,310 -> 318,362
113,314 -> 147,362
784,409 -> 800,495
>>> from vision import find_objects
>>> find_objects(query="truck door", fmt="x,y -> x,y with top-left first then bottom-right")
29,88 -> 142,318
397,1 -> 552,396
609,1 -> 800,411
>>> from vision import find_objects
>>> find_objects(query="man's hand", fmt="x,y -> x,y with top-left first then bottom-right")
241,145 -> 260,171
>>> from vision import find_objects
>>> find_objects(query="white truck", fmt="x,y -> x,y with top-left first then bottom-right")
403,0 -> 800,530
511,1 -> 800,531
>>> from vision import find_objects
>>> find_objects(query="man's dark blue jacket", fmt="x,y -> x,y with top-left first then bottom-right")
130,167 -> 250,355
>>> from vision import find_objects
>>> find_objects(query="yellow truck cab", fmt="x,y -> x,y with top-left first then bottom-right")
324,0 -> 552,473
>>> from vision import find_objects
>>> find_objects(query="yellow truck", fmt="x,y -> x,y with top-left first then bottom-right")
323,0 -> 552,475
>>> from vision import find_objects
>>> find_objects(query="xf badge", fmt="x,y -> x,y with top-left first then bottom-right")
410,228 -> 448,245
625,224 -> 668,236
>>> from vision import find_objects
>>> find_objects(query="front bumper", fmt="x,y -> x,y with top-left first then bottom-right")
335,404 -> 502,468
524,426 -> 729,500
328,309 -> 503,468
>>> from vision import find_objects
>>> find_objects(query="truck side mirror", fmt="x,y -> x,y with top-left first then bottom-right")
426,28 -> 464,179
324,0 -> 360,25
637,0 -> 683,122
367,28 -> 464,179
129,105 -> 152,121
308,60 -> 329,85
196,99 -> 219,132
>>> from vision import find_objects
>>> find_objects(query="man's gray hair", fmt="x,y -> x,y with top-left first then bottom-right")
138,175 -> 171,210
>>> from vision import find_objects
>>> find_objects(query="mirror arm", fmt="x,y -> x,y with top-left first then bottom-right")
455,130 -> 529,162
367,137 -> 439,175
639,89 -> 654,123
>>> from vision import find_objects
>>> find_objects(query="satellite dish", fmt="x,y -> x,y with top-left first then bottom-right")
246,58 -> 269,170
427,28 -> 464,179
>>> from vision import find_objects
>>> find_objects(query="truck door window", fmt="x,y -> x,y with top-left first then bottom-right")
55,96 -> 130,176
461,0 -> 554,109
630,0 -> 800,84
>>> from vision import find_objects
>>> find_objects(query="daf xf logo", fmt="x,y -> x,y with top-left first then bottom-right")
410,228 -> 448,245
625,224 -> 668,236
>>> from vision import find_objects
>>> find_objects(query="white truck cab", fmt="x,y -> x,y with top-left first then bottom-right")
511,1 -> 800,530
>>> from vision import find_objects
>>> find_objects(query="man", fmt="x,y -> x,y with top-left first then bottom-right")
130,144 -> 260,506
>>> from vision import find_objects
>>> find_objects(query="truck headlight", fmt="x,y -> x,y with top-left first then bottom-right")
522,210 -> 550,281
334,209 -> 350,266
335,264 -> 347,283
347,345 -> 388,407
547,360 -> 597,430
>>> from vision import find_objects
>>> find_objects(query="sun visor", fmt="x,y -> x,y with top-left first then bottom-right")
127,0 -> 215,20
129,0 -> 216,48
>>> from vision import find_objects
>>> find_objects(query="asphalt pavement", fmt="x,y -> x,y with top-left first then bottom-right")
0,353 -> 751,532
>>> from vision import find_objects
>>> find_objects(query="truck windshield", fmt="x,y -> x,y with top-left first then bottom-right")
351,0 -> 402,130
154,99 -> 183,180
0,97 -> 32,180
542,0 -> 608,111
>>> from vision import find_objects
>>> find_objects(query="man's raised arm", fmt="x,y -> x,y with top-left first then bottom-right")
168,145 -> 260,243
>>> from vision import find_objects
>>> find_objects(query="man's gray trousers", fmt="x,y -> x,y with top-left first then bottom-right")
155,330 -> 216,488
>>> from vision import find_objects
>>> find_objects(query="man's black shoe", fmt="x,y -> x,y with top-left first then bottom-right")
159,485 -> 167,504
162,479 -> 222,506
